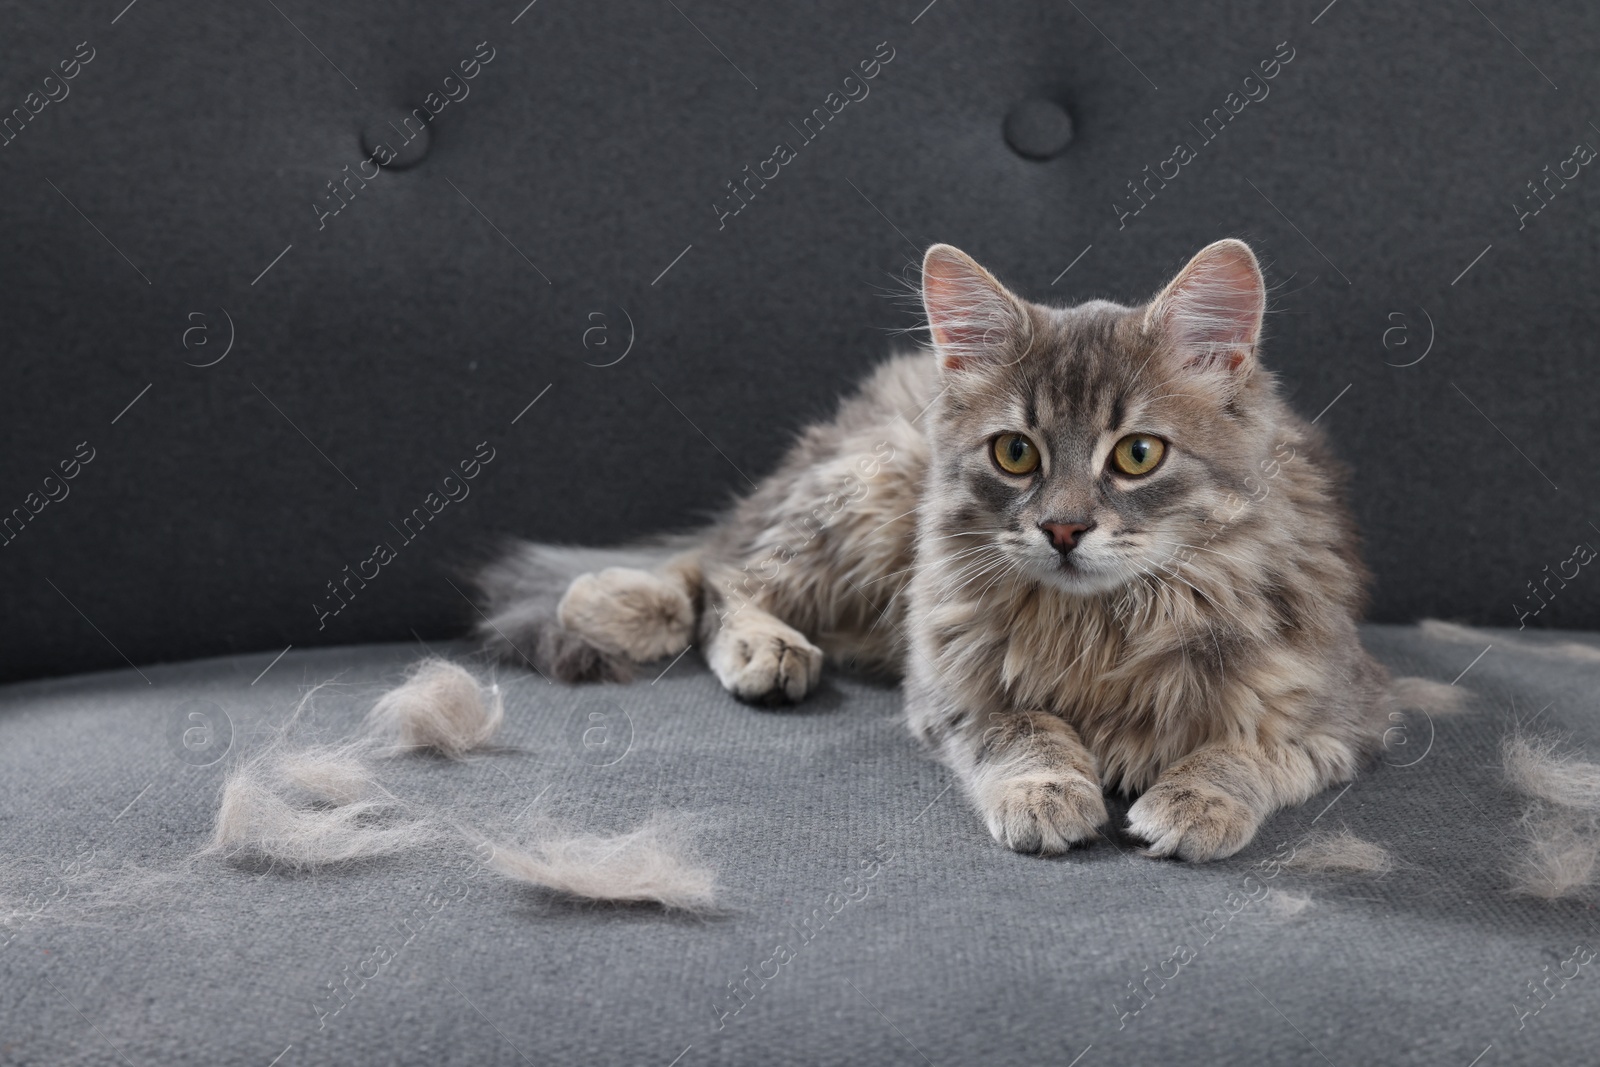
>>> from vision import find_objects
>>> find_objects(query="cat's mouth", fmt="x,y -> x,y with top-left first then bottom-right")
1036,551 -> 1128,597
1052,546 -> 1098,576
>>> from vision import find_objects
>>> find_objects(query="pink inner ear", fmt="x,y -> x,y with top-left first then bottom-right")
922,247 -> 1017,366
926,309 -> 997,353
1159,243 -> 1266,374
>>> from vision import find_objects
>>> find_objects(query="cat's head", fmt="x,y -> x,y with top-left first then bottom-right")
919,239 -> 1279,598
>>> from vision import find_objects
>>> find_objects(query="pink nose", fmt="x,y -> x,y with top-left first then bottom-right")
1039,521 -> 1093,553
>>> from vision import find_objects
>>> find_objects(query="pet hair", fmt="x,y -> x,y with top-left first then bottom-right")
1260,888 -> 1314,919
1503,731 -> 1600,898
367,658 -> 504,758
478,814 -> 716,911
1282,829 -> 1394,875
1421,619 -> 1600,664
205,747 -> 433,870
1390,675 -> 1472,716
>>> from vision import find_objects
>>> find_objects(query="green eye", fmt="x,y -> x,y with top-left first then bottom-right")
1111,434 -> 1165,476
992,433 -> 1040,475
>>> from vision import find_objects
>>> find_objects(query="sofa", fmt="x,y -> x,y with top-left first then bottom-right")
4,0 -> 1599,1063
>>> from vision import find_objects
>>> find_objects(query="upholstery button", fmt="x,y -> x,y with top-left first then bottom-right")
360,114 -> 431,170
1003,98 -> 1074,160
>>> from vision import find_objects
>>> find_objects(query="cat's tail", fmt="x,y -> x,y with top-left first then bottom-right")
471,536 -> 703,684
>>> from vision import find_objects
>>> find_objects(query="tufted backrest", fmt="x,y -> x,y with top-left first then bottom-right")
2,0 -> 1597,682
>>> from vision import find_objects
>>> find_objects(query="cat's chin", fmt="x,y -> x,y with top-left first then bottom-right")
1036,560 -> 1128,598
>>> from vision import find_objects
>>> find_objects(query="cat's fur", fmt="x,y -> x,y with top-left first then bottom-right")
475,239 -> 1392,861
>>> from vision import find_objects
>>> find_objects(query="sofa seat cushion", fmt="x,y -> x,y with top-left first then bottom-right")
2,622 -> 1595,1065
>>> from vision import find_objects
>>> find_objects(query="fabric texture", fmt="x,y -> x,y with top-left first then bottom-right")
2,623 -> 1597,1065
2,0 -> 1598,681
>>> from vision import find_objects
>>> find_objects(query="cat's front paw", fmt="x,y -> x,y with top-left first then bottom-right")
977,772 -> 1108,856
1125,781 -> 1259,862
709,616 -> 823,704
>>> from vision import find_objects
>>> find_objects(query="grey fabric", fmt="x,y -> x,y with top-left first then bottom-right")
3,0 -> 1600,682
2,623 -> 1598,1065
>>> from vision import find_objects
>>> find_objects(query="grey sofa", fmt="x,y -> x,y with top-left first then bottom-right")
4,0 -> 1600,1063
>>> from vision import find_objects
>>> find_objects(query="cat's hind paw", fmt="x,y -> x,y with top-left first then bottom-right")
977,772 -> 1108,856
1125,782 -> 1259,862
557,567 -> 694,664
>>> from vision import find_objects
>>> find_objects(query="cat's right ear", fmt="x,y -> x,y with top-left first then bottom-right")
921,244 -> 1028,373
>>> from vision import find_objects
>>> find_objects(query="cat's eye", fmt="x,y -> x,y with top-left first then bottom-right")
1111,434 -> 1166,477
991,433 -> 1040,475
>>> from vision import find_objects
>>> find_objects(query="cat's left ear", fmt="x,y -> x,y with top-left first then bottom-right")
1144,239 -> 1265,384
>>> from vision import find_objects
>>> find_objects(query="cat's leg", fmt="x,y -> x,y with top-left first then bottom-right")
1124,738 -> 1350,862
697,576 -> 824,704
555,554 -> 699,665
909,662 -> 1108,852
966,710 -> 1110,854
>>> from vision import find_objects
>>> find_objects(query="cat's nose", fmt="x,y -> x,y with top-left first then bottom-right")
1039,520 -> 1095,553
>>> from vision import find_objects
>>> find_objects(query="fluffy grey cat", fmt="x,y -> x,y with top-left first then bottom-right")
476,239 -> 1393,861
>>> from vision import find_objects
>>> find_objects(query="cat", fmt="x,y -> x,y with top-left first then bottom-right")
475,238 -> 1393,862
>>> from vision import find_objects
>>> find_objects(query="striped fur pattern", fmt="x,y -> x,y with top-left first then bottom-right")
476,239 -> 1391,861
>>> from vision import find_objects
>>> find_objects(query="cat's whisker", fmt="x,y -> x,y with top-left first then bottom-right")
862,505 -> 924,537
860,534 -> 987,585
918,554 -> 1000,589
926,553 -> 1012,610
1167,541 -> 1257,570
925,546 -> 1009,578
913,531 -> 993,550
934,556 -> 1009,600
861,565 -> 916,588
968,555 -> 1023,603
